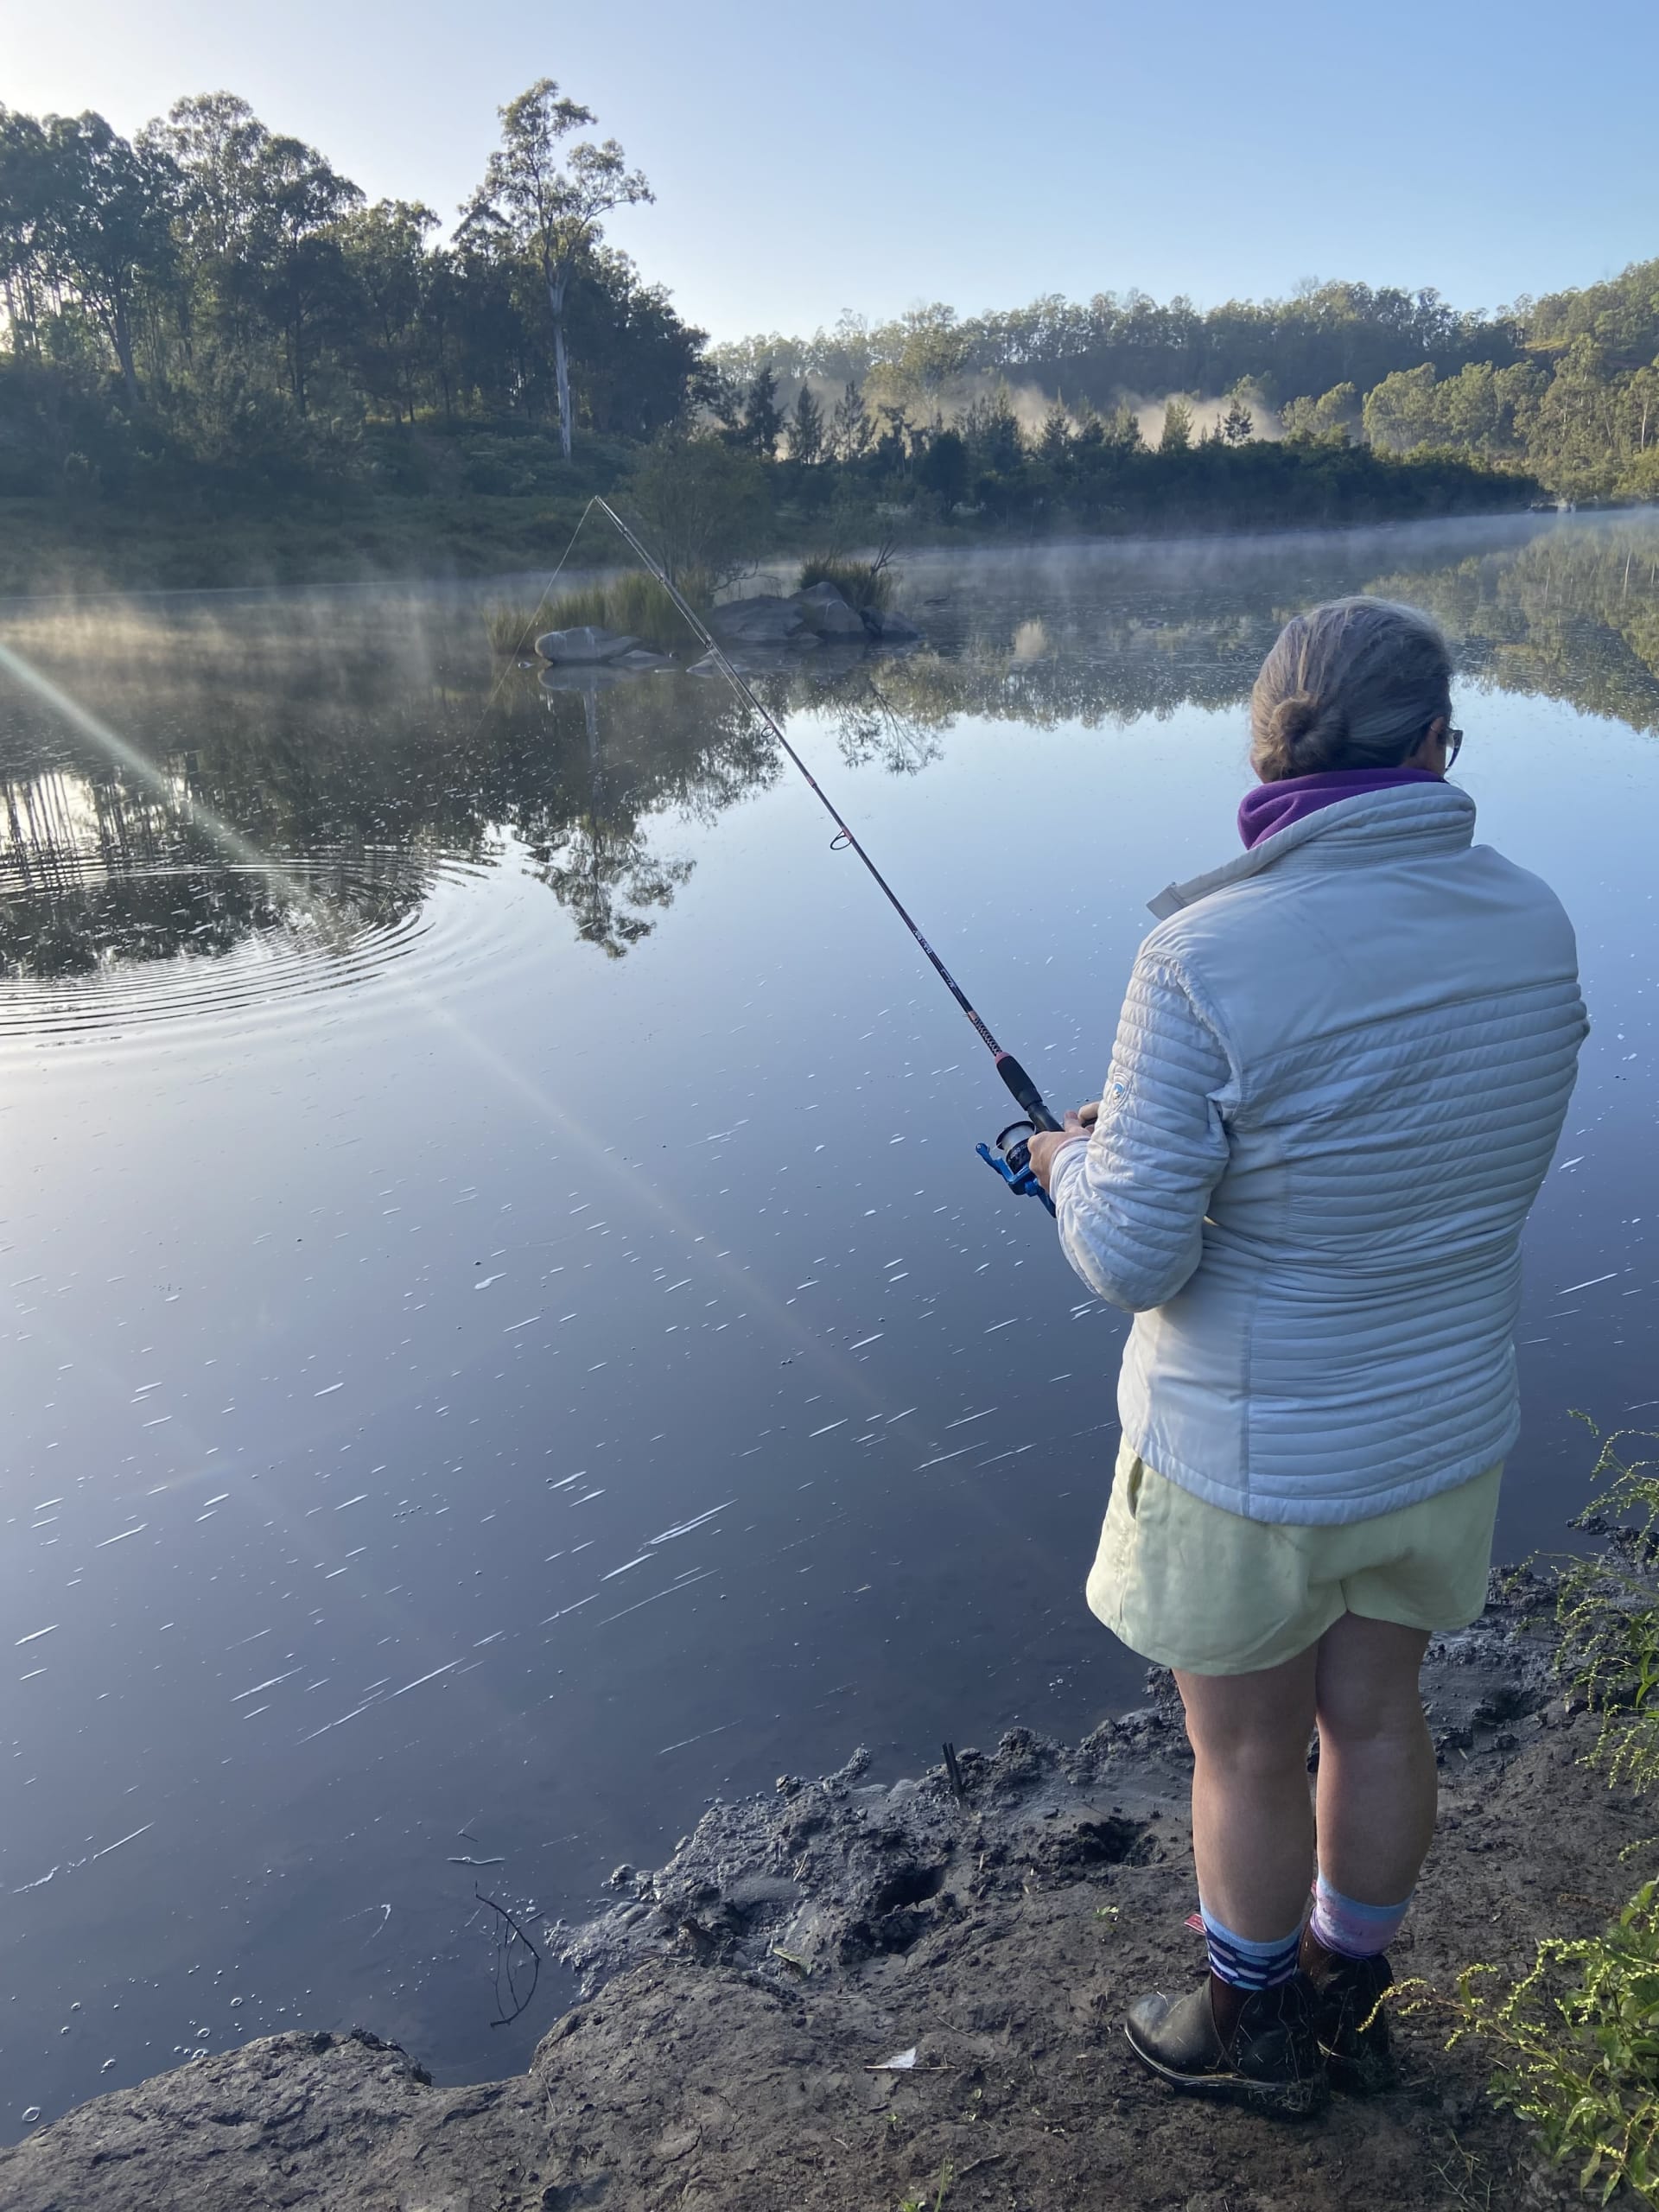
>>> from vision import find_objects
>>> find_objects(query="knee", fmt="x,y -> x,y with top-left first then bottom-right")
1315,1693 -> 1430,1757
1185,1712 -> 1309,1785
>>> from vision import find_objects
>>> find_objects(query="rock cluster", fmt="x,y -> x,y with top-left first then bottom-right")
534,584 -> 921,670
708,582 -> 920,651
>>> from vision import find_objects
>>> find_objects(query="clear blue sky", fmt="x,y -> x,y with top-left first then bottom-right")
9,0 -> 1656,341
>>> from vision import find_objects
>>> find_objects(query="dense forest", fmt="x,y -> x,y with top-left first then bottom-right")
713,271 -> 1659,505
0,77 -> 1654,589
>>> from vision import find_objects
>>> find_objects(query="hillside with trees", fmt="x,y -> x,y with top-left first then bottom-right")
714,265 -> 1659,505
0,77 -> 1653,590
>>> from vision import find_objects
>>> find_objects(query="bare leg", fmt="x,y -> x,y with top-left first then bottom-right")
1174,1646 -> 1319,1941
1313,1612 -> 1436,1904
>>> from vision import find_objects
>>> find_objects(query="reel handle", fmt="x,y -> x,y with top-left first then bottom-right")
976,1120 -> 1058,1217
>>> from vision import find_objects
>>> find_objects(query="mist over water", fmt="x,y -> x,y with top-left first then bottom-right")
0,512 -> 1654,2133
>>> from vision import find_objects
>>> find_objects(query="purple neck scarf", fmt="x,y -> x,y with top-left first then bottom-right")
1237,766 -> 1442,850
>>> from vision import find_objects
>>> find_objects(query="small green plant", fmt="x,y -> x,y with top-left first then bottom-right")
1558,1424 -> 1659,1793
798,544 -> 894,612
1407,1423 -> 1659,2204
1436,1886 -> 1659,2203
483,569 -> 706,656
898,2158 -> 953,2212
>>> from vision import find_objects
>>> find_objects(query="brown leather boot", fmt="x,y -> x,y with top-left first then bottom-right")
1125,1972 -> 1328,2118
1299,1926 -> 1395,2092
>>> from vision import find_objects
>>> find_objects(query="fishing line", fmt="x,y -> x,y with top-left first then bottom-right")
575,496 -> 1064,1207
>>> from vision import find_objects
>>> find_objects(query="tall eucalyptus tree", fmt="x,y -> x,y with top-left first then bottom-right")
463,79 -> 652,459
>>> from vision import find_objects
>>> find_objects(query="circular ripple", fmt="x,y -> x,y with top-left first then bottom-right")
0,849 -> 493,1043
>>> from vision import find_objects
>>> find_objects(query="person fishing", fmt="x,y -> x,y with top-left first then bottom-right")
1025,597 -> 1586,2116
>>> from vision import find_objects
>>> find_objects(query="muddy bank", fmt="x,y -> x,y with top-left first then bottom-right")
2,1568 -> 1642,2212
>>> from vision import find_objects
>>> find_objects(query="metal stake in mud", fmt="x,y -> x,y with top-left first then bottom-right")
589,497 -> 1063,1213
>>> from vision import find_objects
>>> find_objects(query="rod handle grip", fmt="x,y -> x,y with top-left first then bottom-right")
995,1052 -> 1060,1133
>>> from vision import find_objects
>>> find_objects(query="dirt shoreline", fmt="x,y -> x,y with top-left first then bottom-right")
1,1565 -> 1641,2212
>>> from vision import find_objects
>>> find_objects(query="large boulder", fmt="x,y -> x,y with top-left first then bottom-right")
861,606 -> 921,643
790,582 -> 867,639
708,594 -> 807,646
534,625 -> 638,664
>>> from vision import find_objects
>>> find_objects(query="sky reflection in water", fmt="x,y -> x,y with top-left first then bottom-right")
0,512 -> 1655,2130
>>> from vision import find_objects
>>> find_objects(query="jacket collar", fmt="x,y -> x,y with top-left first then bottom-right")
1147,781 -> 1477,921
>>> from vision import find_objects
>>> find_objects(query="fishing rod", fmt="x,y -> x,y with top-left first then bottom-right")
590,495 -> 1062,1216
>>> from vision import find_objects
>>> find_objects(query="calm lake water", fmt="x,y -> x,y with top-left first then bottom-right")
1,512 -> 1655,2130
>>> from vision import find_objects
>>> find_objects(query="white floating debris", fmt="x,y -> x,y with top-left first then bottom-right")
89,1822 -> 154,1861
648,1503 -> 733,1545
869,2046 -> 918,2071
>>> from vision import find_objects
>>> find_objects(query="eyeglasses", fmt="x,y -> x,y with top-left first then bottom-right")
1445,726 -> 1464,769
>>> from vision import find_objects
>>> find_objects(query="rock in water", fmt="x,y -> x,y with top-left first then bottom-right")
790,582 -> 867,639
861,607 -> 921,642
707,595 -> 807,646
534,626 -> 638,664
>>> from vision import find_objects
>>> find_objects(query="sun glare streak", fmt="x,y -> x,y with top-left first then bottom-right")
0,636 -> 890,1417
0,639 -> 311,896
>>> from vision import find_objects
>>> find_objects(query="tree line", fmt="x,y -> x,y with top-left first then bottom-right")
714,266 -> 1659,505
0,76 -> 1652,541
0,81 -> 702,501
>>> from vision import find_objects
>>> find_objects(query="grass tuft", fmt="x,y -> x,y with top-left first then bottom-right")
798,547 -> 894,613
484,569 -> 708,656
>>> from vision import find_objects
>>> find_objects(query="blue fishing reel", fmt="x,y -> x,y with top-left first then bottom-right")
976,1120 -> 1057,1217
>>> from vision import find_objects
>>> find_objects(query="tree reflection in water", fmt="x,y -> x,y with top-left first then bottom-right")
1,515 -> 1654,986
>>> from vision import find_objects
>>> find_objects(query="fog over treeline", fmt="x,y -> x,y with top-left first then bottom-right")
712,271 -> 1659,501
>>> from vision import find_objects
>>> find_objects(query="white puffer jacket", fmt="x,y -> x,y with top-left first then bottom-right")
1049,783 -> 1586,1524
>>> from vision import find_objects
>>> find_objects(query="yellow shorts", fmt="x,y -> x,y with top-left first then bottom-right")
1086,1440 -> 1503,1677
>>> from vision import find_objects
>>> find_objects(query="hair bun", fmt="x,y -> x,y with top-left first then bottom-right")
1269,694 -> 1321,749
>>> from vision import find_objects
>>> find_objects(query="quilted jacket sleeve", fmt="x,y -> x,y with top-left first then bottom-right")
1049,951 -> 1236,1313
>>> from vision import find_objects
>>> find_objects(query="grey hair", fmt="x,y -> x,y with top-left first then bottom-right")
1249,596 -> 1452,781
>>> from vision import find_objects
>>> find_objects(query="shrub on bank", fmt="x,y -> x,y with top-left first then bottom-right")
1415,1424 -> 1659,2205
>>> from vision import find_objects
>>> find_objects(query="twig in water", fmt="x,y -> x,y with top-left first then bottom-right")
475,1887 -> 542,2026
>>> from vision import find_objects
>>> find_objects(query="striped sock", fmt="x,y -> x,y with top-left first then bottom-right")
1198,1906 -> 1304,1991
1310,1872 -> 1411,1960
